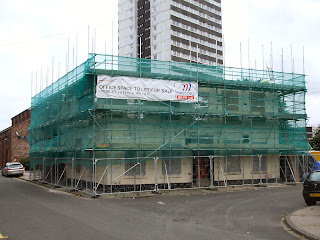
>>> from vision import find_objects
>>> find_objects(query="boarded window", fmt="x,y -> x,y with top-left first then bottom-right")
161,150 -> 181,175
76,165 -> 82,174
223,90 -> 239,111
162,159 -> 181,175
251,92 -> 265,112
226,116 -> 241,125
185,138 -> 213,145
226,156 -> 241,173
125,151 -> 146,176
242,135 -> 250,143
252,155 -> 267,172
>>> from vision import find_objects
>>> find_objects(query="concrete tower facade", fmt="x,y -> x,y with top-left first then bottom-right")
118,0 -> 223,65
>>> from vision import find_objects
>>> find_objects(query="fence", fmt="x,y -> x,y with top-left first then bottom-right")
30,153 -> 317,197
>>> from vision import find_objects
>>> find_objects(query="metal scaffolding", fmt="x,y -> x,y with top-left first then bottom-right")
29,54 -> 310,196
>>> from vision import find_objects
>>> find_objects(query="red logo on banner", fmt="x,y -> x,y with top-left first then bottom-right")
176,95 -> 195,100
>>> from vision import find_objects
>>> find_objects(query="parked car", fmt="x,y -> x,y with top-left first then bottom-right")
1,162 -> 24,177
303,170 -> 320,206
301,160 -> 320,182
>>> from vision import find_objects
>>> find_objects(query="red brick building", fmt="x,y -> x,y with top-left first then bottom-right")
0,127 -> 11,169
0,108 -> 31,169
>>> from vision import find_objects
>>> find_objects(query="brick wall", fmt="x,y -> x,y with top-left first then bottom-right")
11,118 -> 30,162
0,128 -> 11,169
10,109 -> 31,163
0,108 -> 31,169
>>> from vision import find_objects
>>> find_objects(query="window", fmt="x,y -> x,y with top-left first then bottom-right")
153,45 -> 157,50
17,136 -> 28,140
242,135 -> 250,143
252,156 -> 267,172
8,163 -> 23,168
162,159 -> 181,175
125,151 -> 146,176
226,156 -> 241,173
308,172 -> 320,181
153,54 -> 157,60
153,35 -> 157,40
251,91 -> 265,112
226,116 -> 241,126
222,90 -> 239,111
162,151 -> 181,175
185,138 -> 213,145
76,165 -> 82,174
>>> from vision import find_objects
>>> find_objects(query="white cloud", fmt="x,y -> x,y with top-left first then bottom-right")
0,0 -> 118,129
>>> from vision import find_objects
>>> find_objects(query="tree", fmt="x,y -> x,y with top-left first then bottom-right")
310,127 -> 320,150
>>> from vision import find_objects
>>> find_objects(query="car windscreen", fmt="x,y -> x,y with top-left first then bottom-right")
9,164 -> 23,168
308,172 -> 320,181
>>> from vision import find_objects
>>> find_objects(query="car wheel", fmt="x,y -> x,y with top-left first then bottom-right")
305,198 -> 316,206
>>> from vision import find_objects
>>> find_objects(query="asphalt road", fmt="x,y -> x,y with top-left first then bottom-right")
0,176 -> 306,240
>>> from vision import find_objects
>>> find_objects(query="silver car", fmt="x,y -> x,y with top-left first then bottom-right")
2,162 -> 24,177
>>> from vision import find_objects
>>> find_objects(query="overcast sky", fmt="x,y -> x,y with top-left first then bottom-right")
0,0 -> 319,131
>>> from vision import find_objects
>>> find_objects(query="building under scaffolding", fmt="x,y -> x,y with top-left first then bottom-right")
29,54 -> 311,196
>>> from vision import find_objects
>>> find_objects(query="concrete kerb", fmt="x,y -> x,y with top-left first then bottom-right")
285,209 -> 320,240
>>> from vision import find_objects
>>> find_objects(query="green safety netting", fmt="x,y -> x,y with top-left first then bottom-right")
29,54 -> 309,165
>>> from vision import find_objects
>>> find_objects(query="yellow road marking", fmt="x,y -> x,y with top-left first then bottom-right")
0,233 -> 8,239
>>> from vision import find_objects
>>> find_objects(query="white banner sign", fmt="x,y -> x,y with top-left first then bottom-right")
96,76 -> 198,103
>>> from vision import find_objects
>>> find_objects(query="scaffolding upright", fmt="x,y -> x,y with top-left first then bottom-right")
29,54 -> 310,194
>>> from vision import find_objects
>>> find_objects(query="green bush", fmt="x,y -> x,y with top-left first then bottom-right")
20,157 -> 30,171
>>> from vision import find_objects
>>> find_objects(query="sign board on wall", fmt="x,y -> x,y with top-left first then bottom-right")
96,75 -> 198,103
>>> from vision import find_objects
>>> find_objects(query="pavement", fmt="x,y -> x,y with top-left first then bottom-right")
20,170 -> 31,180
286,205 -> 320,240
19,171 -> 320,239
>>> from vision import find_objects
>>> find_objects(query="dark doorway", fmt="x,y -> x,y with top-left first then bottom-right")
193,157 -> 211,187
